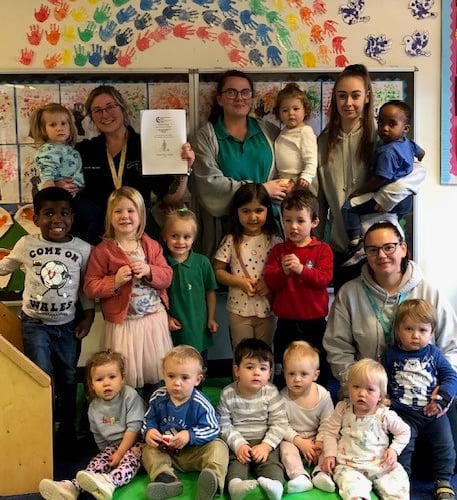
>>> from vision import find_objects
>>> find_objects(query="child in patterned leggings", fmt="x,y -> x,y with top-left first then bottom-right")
39,350 -> 147,500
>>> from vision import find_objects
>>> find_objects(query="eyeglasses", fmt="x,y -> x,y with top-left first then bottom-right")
221,88 -> 253,100
364,242 -> 402,257
91,102 -> 120,116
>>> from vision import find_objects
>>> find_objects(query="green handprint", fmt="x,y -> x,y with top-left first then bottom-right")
78,21 -> 96,42
74,44 -> 88,67
249,0 -> 268,16
113,0 -> 129,5
276,26 -> 292,50
287,50 -> 302,68
93,3 -> 111,24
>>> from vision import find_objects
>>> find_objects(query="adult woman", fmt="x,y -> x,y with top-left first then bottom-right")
323,220 -> 457,394
191,70 -> 288,258
57,85 -> 193,243
315,64 -> 425,291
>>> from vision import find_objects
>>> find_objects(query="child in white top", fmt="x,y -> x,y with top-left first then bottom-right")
321,359 -> 411,500
280,341 -> 335,494
273,83 -> 317,192
39,350 -> 147,500
84,187 -> 173,397
213,183 -> 282,350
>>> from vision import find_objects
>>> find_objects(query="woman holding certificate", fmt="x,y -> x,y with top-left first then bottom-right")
56,85 -> 194,244
191,70 -> 288,258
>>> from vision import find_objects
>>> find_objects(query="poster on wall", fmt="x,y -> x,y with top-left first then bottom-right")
441,1 -> 456,184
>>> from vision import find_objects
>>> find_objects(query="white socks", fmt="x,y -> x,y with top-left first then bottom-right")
257,477 -> 283,500
228,478 -> 258,500
312,471 -> 336,492
287,473 -> 313,493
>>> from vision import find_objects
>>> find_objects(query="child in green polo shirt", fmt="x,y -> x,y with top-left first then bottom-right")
162,209 -> 219,366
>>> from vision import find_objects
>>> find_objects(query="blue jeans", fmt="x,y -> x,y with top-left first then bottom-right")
21,312 -> 78,386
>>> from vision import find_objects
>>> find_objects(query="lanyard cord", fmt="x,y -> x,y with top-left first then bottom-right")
107,140 -> 127,190
362,281 -> 407,345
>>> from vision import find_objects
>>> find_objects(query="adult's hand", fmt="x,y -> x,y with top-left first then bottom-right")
263,179 -> 288,202
181,142 -> 195,173
55,177 -> 80,197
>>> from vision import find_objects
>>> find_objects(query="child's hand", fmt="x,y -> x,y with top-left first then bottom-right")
297,178 -> 310,189
374,202 -> 387,213
145,428 -> 163,448
381,448 -> 397,470
115,264 -> 133,288
238,277 -> 256,297
168,316 -> 182,331
109,450 -> 123,467
250,442 -> 272,463
293,436 -> 319,464
424,386 -> 447,417
321,456 -> 335,474
75,309 -> 95,340
169,430 -> 190,450
254,279 -> 270,297
130,260 -> 151,280
208,319 -> 219,334
236,444 -> 252,464
281,254 -> 303,275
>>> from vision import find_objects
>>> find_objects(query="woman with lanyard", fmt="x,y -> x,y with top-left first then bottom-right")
190,69 -> 289,258
56,85 -> 194,244
323,220 -> 457,397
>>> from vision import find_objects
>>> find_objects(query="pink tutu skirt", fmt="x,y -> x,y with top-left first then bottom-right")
104,307 -> 172,388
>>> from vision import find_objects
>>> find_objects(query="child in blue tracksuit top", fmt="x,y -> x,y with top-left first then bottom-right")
141,345 -> 229,500
382,299 -> 457,500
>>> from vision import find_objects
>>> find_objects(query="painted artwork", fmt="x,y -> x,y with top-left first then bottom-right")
441,1 -> 456,184
148,82 -> 189,130
60,82 -> 100,139
0,86 -> 17,145
0,145 -> 19,203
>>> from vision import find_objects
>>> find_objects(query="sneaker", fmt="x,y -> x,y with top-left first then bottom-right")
341,245 -> 366,267
39,479 -> 78,500
76,471 -> 115,500
146,473 -> 183,500
197,469 -> 218,500
434,480 -> 455,499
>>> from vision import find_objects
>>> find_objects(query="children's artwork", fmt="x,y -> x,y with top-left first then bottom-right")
252,81 -> 281,127
60,82 -> 100,139
148,82 -> 189,131
0,207 -> 13,238
117,83 -> 148,134
441,1 -> 457,184
0,85 -> 17,144
19,144 -> 38,203
0,145 -> 19,203
198,82 -> 217,126
296,81 -> 323,136
15,84 -> 59,143
14,204 -> 39,235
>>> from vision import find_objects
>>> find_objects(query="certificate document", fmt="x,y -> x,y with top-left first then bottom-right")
141,109 -> 187,175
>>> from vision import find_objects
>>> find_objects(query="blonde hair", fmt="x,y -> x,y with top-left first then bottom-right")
85,350 -> 125,401
162,345 -> 205,376
162,208 -> 198,239
347,358 -> 387,400
104,186 -> 146,240
283,340 -> 320,370
29,103 -> 77,147
394,299 -> 437,336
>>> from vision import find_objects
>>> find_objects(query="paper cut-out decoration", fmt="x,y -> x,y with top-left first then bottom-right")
364,34 -> 392,65
408,0 -> 437,20
403,30 -> 430,57
338,0 -> 370,25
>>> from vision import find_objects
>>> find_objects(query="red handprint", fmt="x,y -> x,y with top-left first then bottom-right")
217,31 -> 237,49
54,1 -> 69,21
151,27 -> 171,43
47,0 -> 62,4
335,54 -> 349,67
43,53 -> 62,68
136,30 -> 154,51
323,20 -> 338,37
196,26 -> 217,42
46,24 -> 61,45
173,23 -> 195,40
227,48 -> 248,67
312,0 -> 327,14
27,24 -> 43,46
34,4 -> 50,22
18,48 -> 34,66
332,36 -> 346,54
118,47 -> 136,67
310,24 -> 324,44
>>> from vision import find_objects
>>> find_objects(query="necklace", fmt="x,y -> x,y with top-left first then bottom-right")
115,239 -> 140,255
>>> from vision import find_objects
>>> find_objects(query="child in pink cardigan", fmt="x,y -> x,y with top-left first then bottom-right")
84,187 -> 173,399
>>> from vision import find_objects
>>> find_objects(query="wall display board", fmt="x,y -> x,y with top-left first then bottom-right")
0,68 -> 414,300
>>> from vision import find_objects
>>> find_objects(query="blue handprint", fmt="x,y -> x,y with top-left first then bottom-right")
240,10 -> 258,30
116,6 -> 137,24
134,13 -> 152,30
179,9 -> 198,22
222,18 -> 241,33
218,0 -> 239,18
267,45 -> 282,66
192,0 -> 215,6
88,44 -> 103,67
248,48 -> 264,66
256,23 -> 272,46
104,46 -> 119,65
140,0 -> 161,11
163,6 -> 181,19
99,20 -> 117,42
202,9 -> 222,26
239,31 -> 256,47
166,0 -> 179,5
115,27 -> 133,47
155,14 -> 173,27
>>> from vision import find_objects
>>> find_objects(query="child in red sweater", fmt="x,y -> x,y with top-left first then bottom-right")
265,189 -> 333,387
